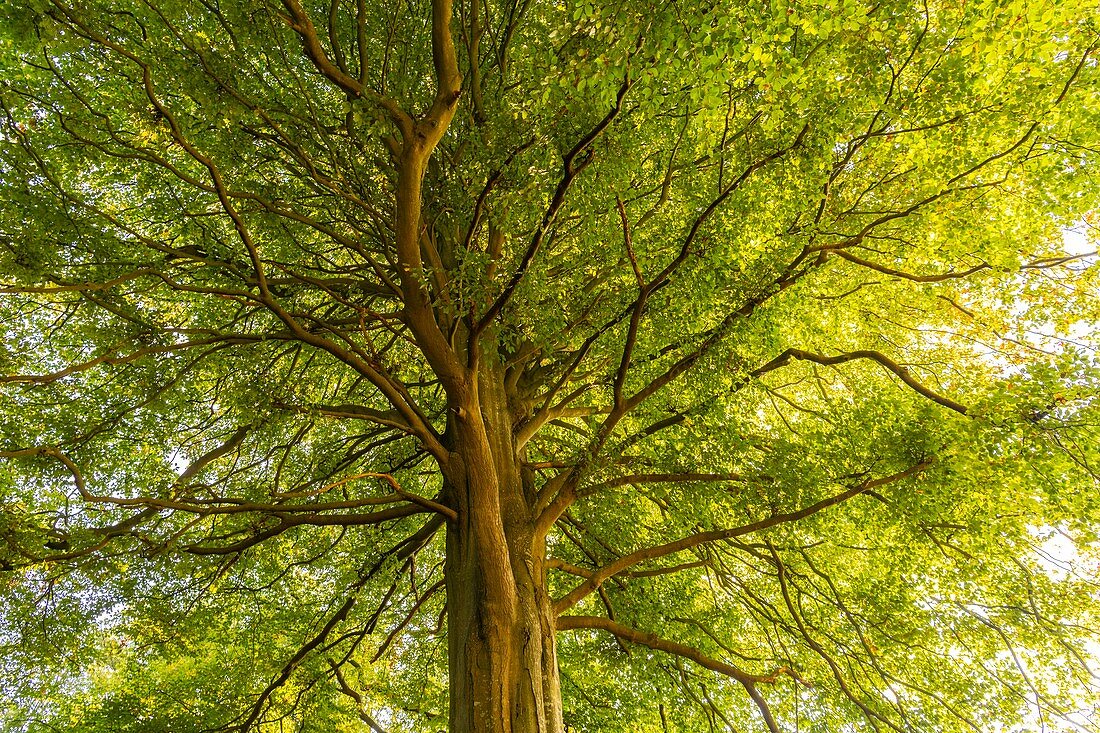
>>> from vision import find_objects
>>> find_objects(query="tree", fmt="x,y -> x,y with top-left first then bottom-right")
1,0 -> 1099,730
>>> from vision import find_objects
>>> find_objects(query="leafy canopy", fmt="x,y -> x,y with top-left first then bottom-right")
1,0 -> 1099,731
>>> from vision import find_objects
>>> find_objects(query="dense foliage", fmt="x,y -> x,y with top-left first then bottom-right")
1,0 -> 1099,731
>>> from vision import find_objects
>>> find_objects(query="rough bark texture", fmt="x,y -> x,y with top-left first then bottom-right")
444,364 -> 563,733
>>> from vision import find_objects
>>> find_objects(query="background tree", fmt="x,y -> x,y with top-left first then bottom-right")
1,0 -> 1099,731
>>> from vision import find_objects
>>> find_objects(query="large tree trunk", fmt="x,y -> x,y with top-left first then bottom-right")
389,38 -> 562,722
443,363 -> 563,733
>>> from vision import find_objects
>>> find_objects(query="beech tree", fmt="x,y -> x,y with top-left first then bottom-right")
1,0 -> 1099,731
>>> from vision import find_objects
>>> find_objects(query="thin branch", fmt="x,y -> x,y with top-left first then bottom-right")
556,616 -> 791,733
327,661 -> 390,733
578,472 -> 745,499
752,349 -> 967,415
280,0 -> 413,137
554,459 -> 934,613
471,74 -> 633,348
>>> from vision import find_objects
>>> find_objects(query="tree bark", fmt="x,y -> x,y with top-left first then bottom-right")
443,362 -> 563,733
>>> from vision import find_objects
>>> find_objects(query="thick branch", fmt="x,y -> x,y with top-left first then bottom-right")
389,0 -> 467,392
